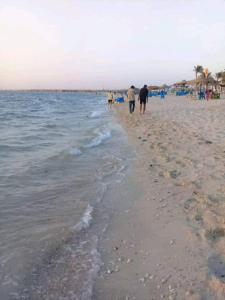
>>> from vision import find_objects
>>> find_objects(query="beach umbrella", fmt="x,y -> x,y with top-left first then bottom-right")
159,84 -> 169,90
148,85 -> 160,90
186,79 -> 196,85
173,81 -> 188,90
174,80 -> 187,86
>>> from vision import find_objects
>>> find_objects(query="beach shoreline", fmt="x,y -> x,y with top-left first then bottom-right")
94,96 -> 225,299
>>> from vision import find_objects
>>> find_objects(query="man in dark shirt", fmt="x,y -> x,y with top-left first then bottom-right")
139,85 -> 149,114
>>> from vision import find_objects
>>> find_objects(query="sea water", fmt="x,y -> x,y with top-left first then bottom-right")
0,91 -> 132,300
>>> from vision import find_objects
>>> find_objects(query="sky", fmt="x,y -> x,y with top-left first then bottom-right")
0,0 -> 225,89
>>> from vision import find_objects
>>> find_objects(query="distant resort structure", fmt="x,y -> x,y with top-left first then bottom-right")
134,66 -> 225,101
146,66 -> 225,100
109,65 -> 225,103
170,66 -> 225,99
1,66 -> 225,101
109,66 -> 225,104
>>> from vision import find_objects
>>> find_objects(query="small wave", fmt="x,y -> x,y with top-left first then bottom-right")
69,148 -> 82,156
45,123 -> 57,129
67,129 -> 111,156
0,144 -> 34,152
89,111 -> 104,118
86,129 -> 111,148
96,157 -> 127,180
73,205 -> 93,231
46,147 -> 82,161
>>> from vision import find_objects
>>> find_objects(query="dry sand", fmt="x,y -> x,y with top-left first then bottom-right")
94,96 -> 225,300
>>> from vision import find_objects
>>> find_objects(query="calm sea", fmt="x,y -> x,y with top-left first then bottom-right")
0,91 -> 132,300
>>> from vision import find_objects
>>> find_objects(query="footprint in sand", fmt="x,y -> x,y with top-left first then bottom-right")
193,181 -> 203,190
169,169 -> 181,179
194,212 -> 203,222
208,254 -> 225,282
184,198 -> 197,210
205,228 -> 225,242
209,194 -> 225,203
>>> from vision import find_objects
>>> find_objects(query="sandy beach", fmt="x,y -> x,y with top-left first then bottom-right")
94,96 -> 225,300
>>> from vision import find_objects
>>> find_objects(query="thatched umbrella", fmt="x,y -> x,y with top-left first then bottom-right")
148,85 -> 160,90
160,84 -> 170,90
186,79 -> 196,86
174,80 -> 187,87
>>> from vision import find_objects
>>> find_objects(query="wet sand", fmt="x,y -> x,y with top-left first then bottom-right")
94,95 -> 225,300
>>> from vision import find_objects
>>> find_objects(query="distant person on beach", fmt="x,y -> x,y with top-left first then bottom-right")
209,89 -> 213,100
127,86 -> 136,114
113,92 -> 117,103
206,89 -> 212,101
108,91 -> 114,108
139,85 -> 149,114
160,90 -> 165,99
199,89 -> 205,100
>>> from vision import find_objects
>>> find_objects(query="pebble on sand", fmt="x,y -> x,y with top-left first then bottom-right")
139,277 -> 145,284
161,275 -> 171,284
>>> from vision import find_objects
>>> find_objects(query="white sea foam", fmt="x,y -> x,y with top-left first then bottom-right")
69,148 -> 82,156
89,110 -> 104,118
86,129 -> 111,148
69,129 -> 111,156
74,205 -> 93,231
81,246 -> 102,300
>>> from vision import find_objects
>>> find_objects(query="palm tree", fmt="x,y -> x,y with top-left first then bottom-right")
215,72 -> 223,90
215,72 -> 223,81
194,65 -> 203,95
200,71 -> 215,90
218,71 -> 225,82
222,72 -> 225,86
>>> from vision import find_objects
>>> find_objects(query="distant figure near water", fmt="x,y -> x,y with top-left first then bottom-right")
139,85 -> 148,114
107,91 -> 114,108
127,86 -> 136,114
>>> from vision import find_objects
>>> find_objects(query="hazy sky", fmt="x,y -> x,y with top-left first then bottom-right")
0,0 -> 225,89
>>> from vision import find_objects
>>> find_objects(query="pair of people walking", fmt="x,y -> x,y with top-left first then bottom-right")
127,85 -> 148,114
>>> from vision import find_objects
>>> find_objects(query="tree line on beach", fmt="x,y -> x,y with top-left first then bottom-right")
193,65 -> 225,91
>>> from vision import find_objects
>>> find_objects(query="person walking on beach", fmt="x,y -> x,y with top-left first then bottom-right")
160,90 -> 165,100
107,91 -> 114,108
199,89 -> 205,100
127,85 -> 136,114
139,85 -> 149,114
